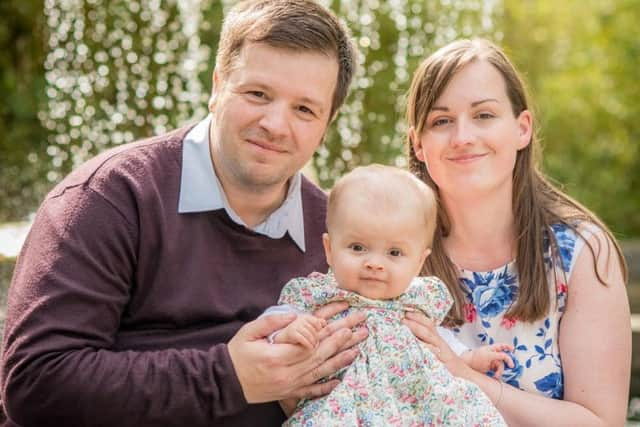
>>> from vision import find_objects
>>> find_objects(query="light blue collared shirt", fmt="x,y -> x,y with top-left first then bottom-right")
178,115 -> 307,252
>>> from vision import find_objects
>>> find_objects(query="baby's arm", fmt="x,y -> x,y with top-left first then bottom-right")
272,314 -> 326,349
436,327 -> 514,377
462,343 -> 515,378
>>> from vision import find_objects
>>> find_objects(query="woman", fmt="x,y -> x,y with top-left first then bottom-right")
402,39 -> 630,426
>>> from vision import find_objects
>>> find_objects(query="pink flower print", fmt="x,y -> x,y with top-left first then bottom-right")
328,398 -> 341,416
556,282 -> 568,295
464,303 -> 477,322
500,316 -> 517,329
399,394 -> 417,404
388,415 -> 402,426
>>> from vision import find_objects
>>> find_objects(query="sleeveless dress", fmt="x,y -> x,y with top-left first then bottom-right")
279,271 -> 506,427
453,223 -> 594,398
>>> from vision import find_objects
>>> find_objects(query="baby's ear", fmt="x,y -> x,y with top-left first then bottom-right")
322,233 -> 333,266
417,248 -> 431,275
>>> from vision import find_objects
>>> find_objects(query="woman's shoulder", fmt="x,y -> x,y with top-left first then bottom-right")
546,220 -> 604,275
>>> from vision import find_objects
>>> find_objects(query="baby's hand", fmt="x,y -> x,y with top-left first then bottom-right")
273,314 -> 327,349
469,343 -> 515,378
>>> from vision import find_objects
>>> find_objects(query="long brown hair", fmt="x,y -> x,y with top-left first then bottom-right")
405,39 -> 628,325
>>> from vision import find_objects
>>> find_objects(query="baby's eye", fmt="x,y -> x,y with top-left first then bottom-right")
247,91 -> 267,100
389,249 -> 403,257
349,243 -> 365,252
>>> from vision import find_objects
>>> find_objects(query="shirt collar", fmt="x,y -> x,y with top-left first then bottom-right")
178,115 -> 306,252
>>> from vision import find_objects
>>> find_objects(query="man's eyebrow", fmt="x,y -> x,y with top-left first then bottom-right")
431,98 -> 500,111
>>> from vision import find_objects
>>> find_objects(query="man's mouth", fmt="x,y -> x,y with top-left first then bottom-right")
246,138 -> 287,154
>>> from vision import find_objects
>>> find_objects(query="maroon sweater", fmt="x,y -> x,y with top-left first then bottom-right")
0,127 -> 328,426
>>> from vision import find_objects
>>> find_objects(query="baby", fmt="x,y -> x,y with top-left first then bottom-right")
266,165 -> 511,426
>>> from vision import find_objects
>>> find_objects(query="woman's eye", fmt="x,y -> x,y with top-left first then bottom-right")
477,112 -> 494,120
389,249 -> 403,257
432,117 -> 451,127
349,244 -> 365,252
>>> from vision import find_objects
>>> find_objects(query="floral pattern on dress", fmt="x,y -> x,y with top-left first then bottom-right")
453,223 -> 590,400
279,271 -> 506,427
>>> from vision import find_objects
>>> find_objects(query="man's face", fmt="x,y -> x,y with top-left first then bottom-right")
209,42 -> 339,193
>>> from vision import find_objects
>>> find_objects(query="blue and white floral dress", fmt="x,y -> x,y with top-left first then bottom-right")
453,223 -> 596,399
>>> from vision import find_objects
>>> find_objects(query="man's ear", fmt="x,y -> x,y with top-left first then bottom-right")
208,70 -> 221,114
322,233 -> 333,267
516,109 -> 533,150
409,126 -> 425,161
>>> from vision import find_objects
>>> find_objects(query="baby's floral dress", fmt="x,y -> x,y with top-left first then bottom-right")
279,271 -> 506,427
453,222 -> 595,399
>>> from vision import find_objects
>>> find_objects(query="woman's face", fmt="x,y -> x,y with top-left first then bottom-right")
410,60 -> 532,202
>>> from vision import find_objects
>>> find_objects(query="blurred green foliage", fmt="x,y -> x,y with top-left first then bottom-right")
0,0 -> 50,222
0,0 -> 638,238
500,0 -> 639,238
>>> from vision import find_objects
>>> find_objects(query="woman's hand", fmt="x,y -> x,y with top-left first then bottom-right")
402,311 -> 473,380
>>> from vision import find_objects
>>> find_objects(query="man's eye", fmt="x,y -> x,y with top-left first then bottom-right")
297,105 -> 315,116
349,244 -> 365,252
389,249 -> 403,257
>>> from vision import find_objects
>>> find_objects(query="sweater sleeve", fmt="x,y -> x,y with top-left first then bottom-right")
0,186 -> 247,426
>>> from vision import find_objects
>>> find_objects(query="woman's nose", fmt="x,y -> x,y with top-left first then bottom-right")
451,117 -> 475,147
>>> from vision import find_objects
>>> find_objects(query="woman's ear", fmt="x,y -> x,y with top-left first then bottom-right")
516,110 -> 533,150
409,126 -> 425,161
322,233 -> 333,267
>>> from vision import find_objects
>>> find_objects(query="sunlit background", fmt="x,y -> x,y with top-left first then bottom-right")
0,0 -> 638,420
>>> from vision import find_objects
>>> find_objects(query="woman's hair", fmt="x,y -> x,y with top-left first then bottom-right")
405,38 -> 628,325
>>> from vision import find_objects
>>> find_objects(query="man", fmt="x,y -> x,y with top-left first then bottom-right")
0,1 -> 366,425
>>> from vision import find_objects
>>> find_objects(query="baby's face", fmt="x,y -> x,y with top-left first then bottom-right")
323,200 -> 430,300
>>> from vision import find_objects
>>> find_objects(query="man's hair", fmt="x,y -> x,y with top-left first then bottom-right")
215,0 -> 358,119
327,164 -> 438,249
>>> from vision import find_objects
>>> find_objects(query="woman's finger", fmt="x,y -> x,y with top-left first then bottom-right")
402,317 -> 437,345
404,311 -> 435,328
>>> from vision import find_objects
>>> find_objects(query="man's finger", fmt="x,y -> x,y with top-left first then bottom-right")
291,379 -> 341,400
300,346 -> 359,384
318,311 -> 366,340
245,314 -> 297,340
314,301 -> 349,320
339,327 -> 368,350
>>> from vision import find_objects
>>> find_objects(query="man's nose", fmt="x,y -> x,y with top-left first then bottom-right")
258,102 -> 290,139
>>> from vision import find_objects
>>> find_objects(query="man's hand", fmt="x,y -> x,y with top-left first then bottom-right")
227,302 -> 367,404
